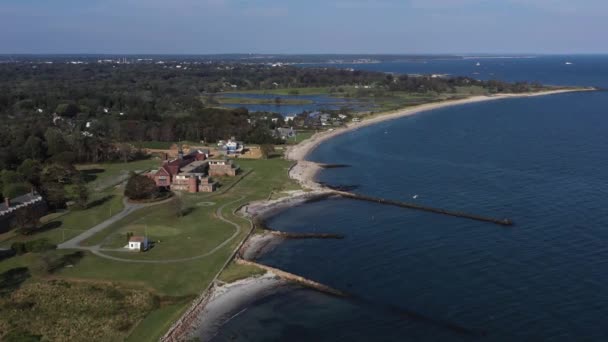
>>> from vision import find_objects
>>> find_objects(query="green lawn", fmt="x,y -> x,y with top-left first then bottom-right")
0,188 -> 125,248
77,159 -> 159,192
226,87 -> 332,96
55,158 -> 298,340
287,130 -> 315,145
218,262 -> 266,283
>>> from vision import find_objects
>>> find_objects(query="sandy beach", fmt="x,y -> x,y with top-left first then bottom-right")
185,272 -> 286,341
286,88 -> 595,189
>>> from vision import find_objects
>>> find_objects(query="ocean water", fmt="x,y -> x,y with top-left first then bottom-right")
209,56 -> 608,341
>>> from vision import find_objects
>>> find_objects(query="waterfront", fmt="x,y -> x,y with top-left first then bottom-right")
207,56 -> 608,341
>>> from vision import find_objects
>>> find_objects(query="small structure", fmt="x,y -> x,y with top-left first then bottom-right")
208,159 -> 239,177
274,127 -> 296,140
220,138 -> 245,155
127,236 -> 149,251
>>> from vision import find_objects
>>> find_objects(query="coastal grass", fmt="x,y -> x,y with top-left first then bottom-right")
226,87 -> 331,96
125,300 -> 192,342
218,262 -> 266,283
286,130 -> 315,145
0,277 -> 158,342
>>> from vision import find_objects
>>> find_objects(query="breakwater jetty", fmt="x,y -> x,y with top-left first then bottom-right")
335,191 -> 513,226
236,258 -> 347,297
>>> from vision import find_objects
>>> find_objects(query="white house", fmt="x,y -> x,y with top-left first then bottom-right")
128,236 -> 149,252
285,116 -> 295,122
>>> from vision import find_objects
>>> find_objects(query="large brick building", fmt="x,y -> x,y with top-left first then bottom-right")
147,150 -> 238,193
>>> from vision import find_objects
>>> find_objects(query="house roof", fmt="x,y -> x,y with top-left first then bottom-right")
0,193 -> 41,212
129,236 -> 147,243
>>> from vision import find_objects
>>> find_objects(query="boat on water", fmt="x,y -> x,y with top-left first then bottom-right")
565,62 -> 573,65
476,62 -> 481,66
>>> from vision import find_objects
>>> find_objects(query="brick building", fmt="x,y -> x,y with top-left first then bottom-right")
147,150 -> 237,193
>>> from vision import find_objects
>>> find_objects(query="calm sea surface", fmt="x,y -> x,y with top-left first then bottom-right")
209,56 -> 608,341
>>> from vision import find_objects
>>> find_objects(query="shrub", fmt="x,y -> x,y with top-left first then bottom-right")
11,242 -> 27,255
23,238 -> 56,253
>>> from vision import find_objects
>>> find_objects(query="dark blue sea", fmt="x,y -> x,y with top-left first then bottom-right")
210,56 -> 608,341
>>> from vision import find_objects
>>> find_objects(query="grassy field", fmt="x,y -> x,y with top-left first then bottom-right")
226,87 -> 332,96
287,130 -> 316,145
0,188 -> 124,248
217,262 -> 266,283
0,277 -> 158,342
77,159 -> 159,191
0,157 -> 299,341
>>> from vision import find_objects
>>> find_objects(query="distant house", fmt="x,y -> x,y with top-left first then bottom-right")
275,127 -> 296,140
220,139 -> 244,155
127,236 -> 149,251
285,116 -> 295,122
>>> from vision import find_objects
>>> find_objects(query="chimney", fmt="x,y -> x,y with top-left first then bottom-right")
4,197 -> 9,208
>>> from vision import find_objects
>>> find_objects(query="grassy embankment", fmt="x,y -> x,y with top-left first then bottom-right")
0,157 -> 299,341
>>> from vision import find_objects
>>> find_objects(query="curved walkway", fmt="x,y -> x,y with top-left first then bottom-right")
57,196 -> 173,249
65,195 -> 251,264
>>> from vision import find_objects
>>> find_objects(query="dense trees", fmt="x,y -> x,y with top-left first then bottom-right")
124,174 -> 159,201
0,61 -> 543,204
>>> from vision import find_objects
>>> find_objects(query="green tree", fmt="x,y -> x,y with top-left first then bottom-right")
73,181 -> 89,209
17,159 -> 42,186
40,182 -> 67,210
3,183 -> 30,199
260,144 -> 275,159
23,136 -> 46,160
124,174 -> 159,200
14,206 -> 40,234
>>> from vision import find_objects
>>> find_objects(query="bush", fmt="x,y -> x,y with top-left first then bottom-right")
23,239 -> 56,253
11,242 -> 27,255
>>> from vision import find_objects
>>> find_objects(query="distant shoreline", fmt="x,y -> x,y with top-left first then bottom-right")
286,87 -> 596,189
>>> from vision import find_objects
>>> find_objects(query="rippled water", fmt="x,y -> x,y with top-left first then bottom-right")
210,56 -> 608,341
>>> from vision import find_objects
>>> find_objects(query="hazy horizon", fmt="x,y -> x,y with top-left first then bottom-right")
1,0 -> 607,55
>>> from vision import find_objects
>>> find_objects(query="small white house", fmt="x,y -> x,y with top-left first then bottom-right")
128,236 -> 149,252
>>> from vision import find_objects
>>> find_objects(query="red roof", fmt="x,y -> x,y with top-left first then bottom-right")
129,236 -> 147,243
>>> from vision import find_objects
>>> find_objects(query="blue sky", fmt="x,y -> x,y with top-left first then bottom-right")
1,0 -> 606,54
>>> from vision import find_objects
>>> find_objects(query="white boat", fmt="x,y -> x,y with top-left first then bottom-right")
565,62 -> 573,65
476,62 -> 481,67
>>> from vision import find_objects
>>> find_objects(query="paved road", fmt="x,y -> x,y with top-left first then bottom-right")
59,195 -> 251,264
57,197 -> 172,250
